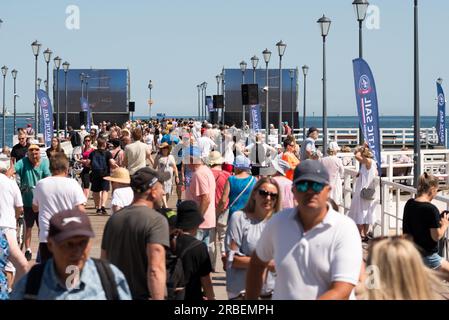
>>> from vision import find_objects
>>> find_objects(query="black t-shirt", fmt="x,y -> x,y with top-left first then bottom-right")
88,149 -> 112,176
101,205 -> 170,300
175,234 -> 212,301
403,198 -> 441,255
11,143 -> 29,162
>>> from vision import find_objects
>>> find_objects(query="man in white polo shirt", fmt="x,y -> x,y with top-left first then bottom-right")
245,160 -> 362,300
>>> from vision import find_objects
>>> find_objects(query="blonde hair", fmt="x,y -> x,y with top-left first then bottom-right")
360,237 -> 443,300
417,172 -> 439,197
242,177 -> 281,218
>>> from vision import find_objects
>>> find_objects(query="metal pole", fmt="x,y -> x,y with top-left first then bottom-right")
278,57 -> 283,144
222,68 -> 226,125
34,56 -> 38,139
242,71 -> 245,128
13,75 -> 17,135
197,86 -> 200,120
253,67 -> 256,84
56,68 -> 60,137
46,61 -> 50,94
265,63 -> 269,142
81,77 -> 84,100
149,87 -> 152,120
64,71 -> 68,137
2,75 -> 5,147
303,73 -> 307,141
323,37 -> 328,155
413,0 -> 421,186
358,19 -> 364,145
290,74 -> 294,132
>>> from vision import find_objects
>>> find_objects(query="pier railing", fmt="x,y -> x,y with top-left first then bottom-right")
342,166 -> 449,259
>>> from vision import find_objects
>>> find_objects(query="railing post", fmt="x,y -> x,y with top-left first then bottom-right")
381,183 -> 390,236
395,186 -> 401,235
343,173 -> 352,215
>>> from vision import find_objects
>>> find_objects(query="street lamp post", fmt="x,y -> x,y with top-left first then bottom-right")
251,55 -> 259,84
240,61 -> 247,128
43,48 -> 52,94
216,74 -> 220,123
37,78 -> 42,89
62,61 -> 70,137
54,56 -> 62,137
353,0 -> 369,144
203,82 -> 207,121
413,0 -> 421,186
1,66 -> 7,148
80,73 -> 85,100
197,84 -> 201,120
221,69 -> 226,125
263,49 -> 271,142
302,65 -> 309,141
11,69 -> 18,135
276,40 -> 287,144
148,80 -> 153,120
289,69 -> 295,132
317,15 -> 331,155
31,40 -> 41,139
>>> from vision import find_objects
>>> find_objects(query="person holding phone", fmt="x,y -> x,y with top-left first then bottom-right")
403,172 -> 449,278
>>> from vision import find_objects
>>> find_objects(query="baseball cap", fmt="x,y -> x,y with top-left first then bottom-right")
307,127 -> 318,136
130,167 -> 170,193
293,159 -> 329,185
48,209 -> 95,243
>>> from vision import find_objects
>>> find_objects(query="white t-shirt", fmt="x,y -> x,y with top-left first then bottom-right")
33,176 -> 86,243
197,136 -> 216,160
111,187 -> 134,212
0,174 -> 23,229
255,207 -> 362,300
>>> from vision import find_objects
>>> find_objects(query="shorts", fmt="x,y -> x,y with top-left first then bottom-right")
90,174 -> 110,192
80,168 -> 91,189
423,252 -> 443,269
24,207 -> 39,229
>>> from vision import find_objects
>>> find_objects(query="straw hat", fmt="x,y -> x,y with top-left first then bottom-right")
207,151 -> 224,166
103,167 -> 131,184
159,142 -> 170,149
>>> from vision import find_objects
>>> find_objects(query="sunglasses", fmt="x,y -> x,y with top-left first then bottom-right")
295,181 -> 325,193
85,139 -> 91,142
29,148 -> 40,151
258,189 -> 278,199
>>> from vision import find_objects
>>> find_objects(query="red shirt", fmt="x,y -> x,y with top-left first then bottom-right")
211,168 -> 231,208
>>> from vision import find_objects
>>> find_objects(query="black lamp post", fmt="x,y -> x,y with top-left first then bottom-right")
148,80 -> 153,120
302,65 -> 309,141
11,69 -> 18,135
62,61 -> 70,137
413,0 -> 421,186
276,40 -> 287,144
221,69 -> 226,125
289,69 -> 295,131
202,82 -> 207,121
54,56 -> 62,137
1,66 -> 7,147
43,48 -> 52,94
31,40 -> 41,139
251,55 -> 259,84
263,48 -> 271,141
317,15 -> 331,155
197,84 -> 201,120
240,61 -> 247,128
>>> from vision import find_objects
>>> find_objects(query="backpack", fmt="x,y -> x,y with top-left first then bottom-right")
23,258 -> 119,300
91,150 -> 108,177
166,236 -> 203,300
70,131 -> 82,148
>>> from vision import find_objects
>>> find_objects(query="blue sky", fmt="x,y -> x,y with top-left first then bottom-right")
0,0 -> 448,117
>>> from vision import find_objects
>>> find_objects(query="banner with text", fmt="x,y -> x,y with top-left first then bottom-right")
206,96 -> 214,112
37,89 -> 54,148
436,81 -> 446,146
352,58 -> 381,175
250,104 -> 262,131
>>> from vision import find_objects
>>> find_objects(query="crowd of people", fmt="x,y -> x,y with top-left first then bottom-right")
0,118 -> 448,300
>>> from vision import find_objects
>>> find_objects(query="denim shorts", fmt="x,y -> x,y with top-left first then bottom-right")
423,252 -> 443,269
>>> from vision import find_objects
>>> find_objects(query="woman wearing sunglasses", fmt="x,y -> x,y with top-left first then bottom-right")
225,177 -> 281,300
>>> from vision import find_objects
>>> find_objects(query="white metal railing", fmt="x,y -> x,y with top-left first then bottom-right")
342,167 -> 449,259
289,127 -> 440,147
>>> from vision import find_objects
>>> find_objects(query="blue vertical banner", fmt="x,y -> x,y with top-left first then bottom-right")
37,89 -> 54,148
206,96 -> 214,113
80,97 -> 91,130
436,81 -> 446,146
352,58 -> 382,175
250,104 -> 262,131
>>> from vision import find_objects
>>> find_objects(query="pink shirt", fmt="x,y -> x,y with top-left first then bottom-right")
273,176 -> 295,209
186,165 -> 216,229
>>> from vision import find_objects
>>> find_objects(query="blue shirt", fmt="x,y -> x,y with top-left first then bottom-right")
161,134 -> 180,145
228,176 -> 256,216
10,258 -> 132,300
0,231 -> 9,300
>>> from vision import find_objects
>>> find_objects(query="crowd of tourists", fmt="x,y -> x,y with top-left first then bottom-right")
0,119 -> 448,300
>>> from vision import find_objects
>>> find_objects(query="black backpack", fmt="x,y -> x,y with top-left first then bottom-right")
166,236 -> 203,300
90,150 -> 109,177
23,258 -> 119,300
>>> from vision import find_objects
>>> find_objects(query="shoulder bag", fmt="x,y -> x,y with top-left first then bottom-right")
218,176 -> 254,227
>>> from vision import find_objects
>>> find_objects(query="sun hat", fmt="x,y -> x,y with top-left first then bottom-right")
159,142 -> 170,149
103,167 -> 131,184
207,151 -> 224,166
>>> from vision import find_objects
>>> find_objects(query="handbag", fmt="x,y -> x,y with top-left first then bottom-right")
218,177 -> 255,227
360,187 -> 375,200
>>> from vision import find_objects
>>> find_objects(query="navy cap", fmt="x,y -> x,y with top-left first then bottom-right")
293,159 -> 329,185
307,127 -> 319,137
